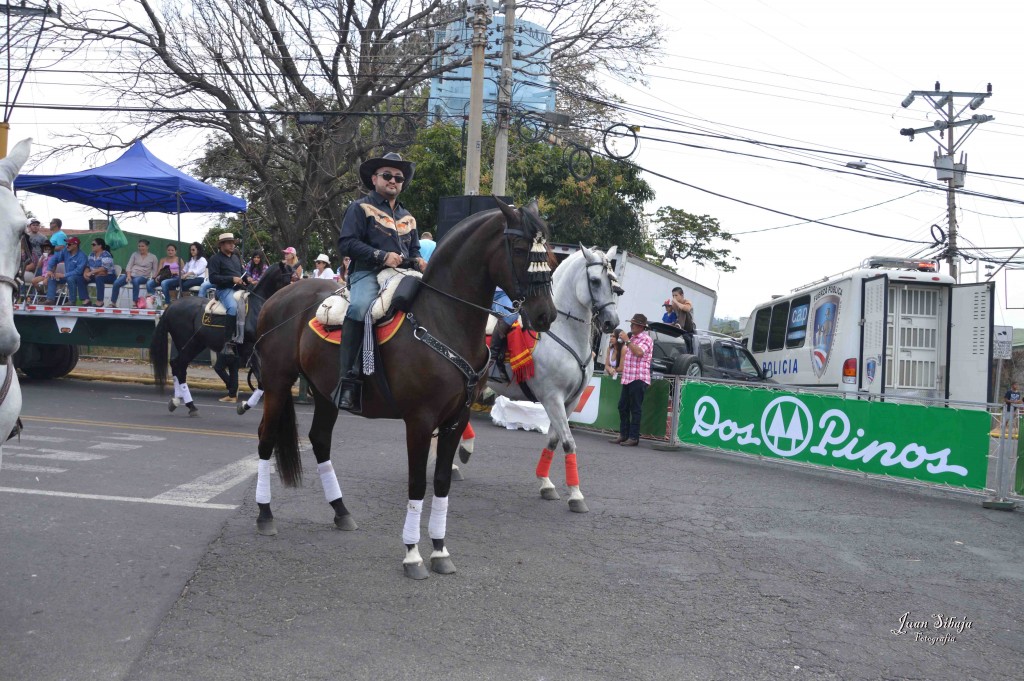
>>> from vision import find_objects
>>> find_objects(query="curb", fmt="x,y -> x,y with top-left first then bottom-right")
67,371 -> 225,391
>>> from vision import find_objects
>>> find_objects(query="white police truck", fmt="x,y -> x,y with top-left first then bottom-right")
741,257 -> 994,403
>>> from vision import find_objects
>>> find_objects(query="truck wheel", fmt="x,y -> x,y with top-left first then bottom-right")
22,345 -> 80,379
671,354 -> 703,378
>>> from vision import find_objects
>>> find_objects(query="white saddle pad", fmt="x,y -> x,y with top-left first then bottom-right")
205,290 -> 248,316
485,315 -> 497,336
317,268 -> 421,327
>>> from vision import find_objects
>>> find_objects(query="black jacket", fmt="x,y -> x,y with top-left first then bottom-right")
208,250 -> 245,290
338,191 -> 420,274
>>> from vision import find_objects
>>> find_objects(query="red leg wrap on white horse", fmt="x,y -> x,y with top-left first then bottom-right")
565,453 -> 579,487
463,422 -> 475,440
536,448 -> 554,478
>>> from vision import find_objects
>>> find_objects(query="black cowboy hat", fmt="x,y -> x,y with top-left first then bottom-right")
359,152 -> 415,190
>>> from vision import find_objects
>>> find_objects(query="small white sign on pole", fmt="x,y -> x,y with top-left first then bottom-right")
994,325 -> 1013,360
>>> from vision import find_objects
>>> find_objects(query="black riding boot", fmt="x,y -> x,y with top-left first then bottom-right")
332,317 -> 365,411
490,319 -> 512,382
222,315 -> 237,357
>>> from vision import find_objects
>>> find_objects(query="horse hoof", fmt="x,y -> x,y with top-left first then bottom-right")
257,518 -> 277,536
167,399 -> 177,412
568,498 -> 589,513
236,402 -> 250,416
188,407 -> 199,417
403,562 -> 430,580
333,514 -> 358,531
458,445 -> 472,464
430,556 -> 456,575
540,487 -> 560,501
450,466 -> 464,482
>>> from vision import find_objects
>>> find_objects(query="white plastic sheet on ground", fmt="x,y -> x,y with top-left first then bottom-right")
489,396 -> 550,433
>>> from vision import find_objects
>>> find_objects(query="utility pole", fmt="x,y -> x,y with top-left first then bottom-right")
491,0 -> 515,196
463,1 -> 492,196
899,82 -> 993,282
0,2 -> 60,158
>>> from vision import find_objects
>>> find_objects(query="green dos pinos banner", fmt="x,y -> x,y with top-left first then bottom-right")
678,383 -> 990,489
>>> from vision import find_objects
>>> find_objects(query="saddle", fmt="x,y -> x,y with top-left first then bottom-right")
202,290 -> 249,327
315,268 -> 421,328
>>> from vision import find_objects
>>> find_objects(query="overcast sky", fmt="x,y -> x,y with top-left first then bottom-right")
621,0 -> 1024,328
7,0 -> 1024,329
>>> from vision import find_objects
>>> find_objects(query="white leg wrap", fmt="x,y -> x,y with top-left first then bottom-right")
172,376 -> 182,398
402,499 -> 423,545
246,389 -> 264,408
428,495 -> 449,540
403,543 -> 423,566
255,459 -> 272,504
180,383 -> 193,404
317,460 -> 342,502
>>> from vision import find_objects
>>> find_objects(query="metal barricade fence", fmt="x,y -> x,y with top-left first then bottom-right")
660,375 -> 1019,511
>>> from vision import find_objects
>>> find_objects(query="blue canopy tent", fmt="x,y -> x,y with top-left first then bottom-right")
14,140 -> 246,245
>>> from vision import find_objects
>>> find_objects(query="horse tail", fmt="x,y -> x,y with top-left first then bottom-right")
270,391 -> 302,487
150,311 -> 170,393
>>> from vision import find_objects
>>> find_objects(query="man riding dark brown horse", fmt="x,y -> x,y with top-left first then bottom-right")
335,152 -> 427,410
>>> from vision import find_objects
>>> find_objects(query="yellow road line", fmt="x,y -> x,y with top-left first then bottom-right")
22,415 -> 259,440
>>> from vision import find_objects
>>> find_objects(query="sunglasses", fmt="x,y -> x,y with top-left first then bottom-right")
375,172 -> 405,183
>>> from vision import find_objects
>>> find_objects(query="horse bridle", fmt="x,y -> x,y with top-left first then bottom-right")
559,257 -> 623,324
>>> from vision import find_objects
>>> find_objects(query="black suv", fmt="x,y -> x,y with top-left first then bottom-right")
645,322 -> 773,383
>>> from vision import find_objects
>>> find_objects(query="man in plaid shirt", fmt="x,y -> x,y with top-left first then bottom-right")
610,313 -> 653,447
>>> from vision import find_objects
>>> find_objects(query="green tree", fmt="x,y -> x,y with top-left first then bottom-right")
650,207 -> 739,272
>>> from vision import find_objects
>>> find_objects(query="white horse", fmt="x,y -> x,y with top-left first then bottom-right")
483,246 -> 621,513
0,138 -> 31,466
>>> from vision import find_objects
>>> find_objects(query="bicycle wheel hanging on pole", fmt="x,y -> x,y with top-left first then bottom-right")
516,115 -> 547,143
564,145 -> 595,181
602,123 -> 639,161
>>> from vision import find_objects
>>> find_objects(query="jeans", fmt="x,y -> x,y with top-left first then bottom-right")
85,272 -> 117,302
492,288 -> 520,325
47,274 -> 85,303
215,287 -> 238,316
111,274 -> 149,305
159,277 -> 204,299
198,281 -> 214,298
346,269 -> 380,320
617,379 -> 648,441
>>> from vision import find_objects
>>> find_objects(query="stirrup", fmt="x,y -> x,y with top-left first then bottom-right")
333,376 -> 363,413
221,342 -> 237,357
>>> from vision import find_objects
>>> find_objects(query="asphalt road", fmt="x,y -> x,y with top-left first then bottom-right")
1,378 -> 1022,681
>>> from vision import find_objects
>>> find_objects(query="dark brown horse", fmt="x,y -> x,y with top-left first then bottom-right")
252,199 -> 556,579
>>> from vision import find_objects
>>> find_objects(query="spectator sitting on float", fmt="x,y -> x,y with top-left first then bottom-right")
146,243 -> 184,298
311,253 -> 335,279
43,236 -> 87,305
661,299 -> 677,326
28,242 -> 55,296
81,237 -> 117,307
159,241 -> 207,305
111,239 -> 159,307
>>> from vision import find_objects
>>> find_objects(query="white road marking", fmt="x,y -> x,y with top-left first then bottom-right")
1,463 -> 68,473
3,444 -> 34,451
152,457 -> 257,504
88,442 -> 143,451
18,435 -> 69,443
46,427 -> 91,433
16,449 -> 107,462
105,433 -> 166,443
0,487 -> 236,510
